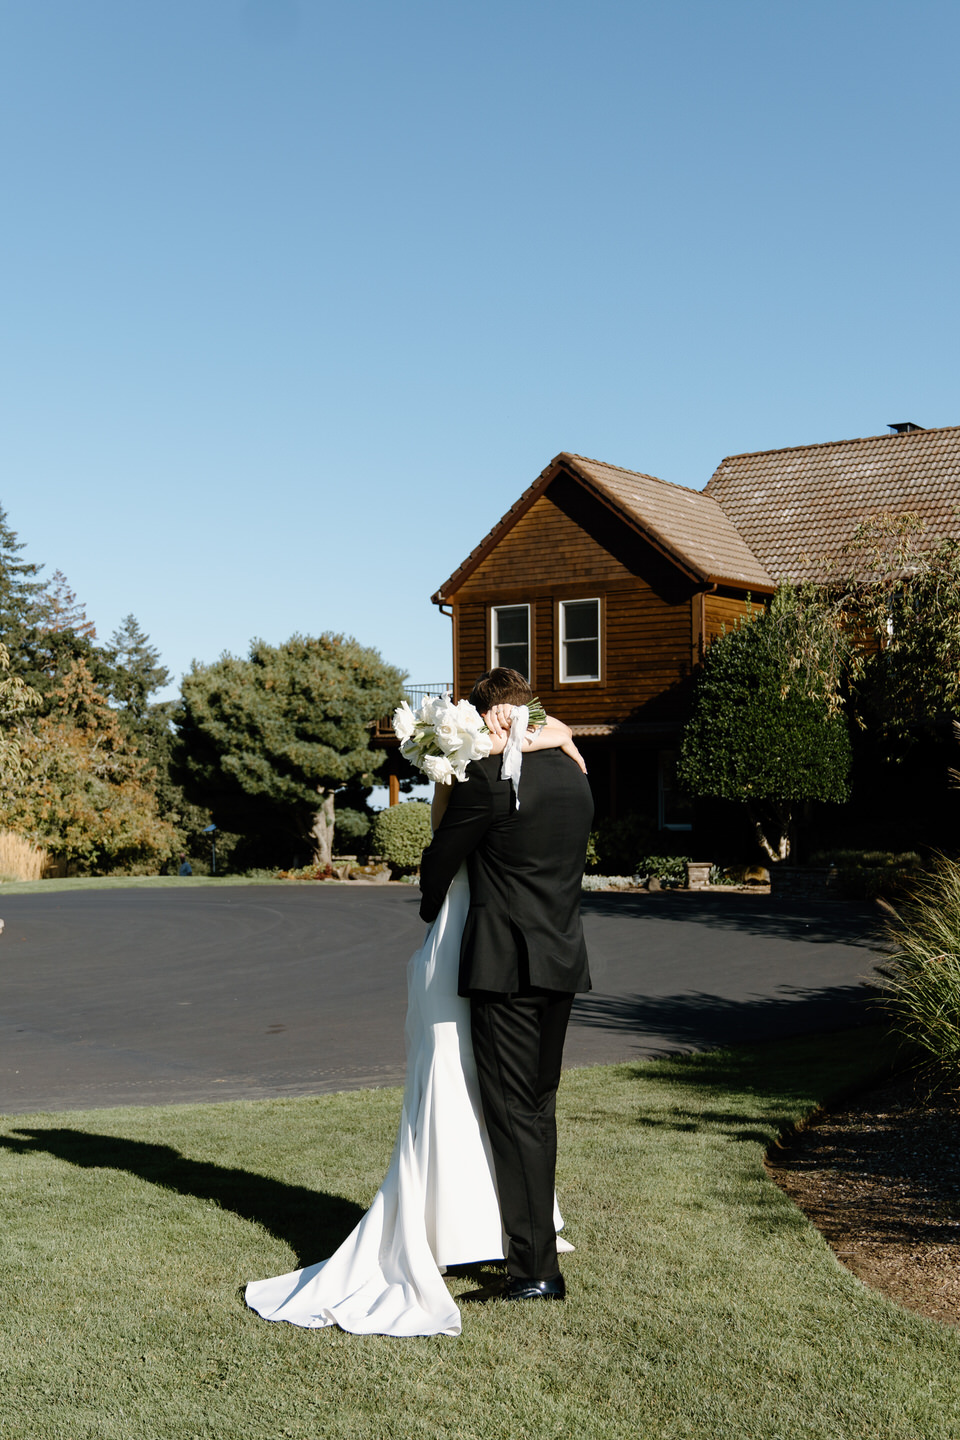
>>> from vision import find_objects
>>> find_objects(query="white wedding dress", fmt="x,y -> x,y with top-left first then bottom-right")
245,865 -> 571,1337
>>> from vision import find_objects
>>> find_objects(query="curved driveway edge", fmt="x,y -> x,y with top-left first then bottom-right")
0,886 -> 885,1113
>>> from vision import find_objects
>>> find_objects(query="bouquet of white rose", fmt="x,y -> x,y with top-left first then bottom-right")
392,693 -> 547,785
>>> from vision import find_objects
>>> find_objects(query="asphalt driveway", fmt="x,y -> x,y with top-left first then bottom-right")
0,885 -> 888,1113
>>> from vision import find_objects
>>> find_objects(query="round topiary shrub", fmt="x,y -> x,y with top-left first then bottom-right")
371,801 -> 433,871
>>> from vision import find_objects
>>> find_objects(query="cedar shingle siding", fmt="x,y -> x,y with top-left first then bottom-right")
430,427 -> 960,821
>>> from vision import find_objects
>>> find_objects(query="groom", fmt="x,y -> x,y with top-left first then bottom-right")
418,668 -> 594,1302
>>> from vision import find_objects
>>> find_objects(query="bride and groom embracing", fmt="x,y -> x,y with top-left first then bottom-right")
245,668 -> 593,1336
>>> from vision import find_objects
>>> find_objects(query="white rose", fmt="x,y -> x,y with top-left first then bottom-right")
421,694 -> 451,724
433,718 -> 462,754
392,701 -> 416,742
458,729 -> 492,762
422,753 -> 455,785
454,699 -> 484,731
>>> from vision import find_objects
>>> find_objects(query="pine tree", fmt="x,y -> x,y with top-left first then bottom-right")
107,613 -> 171,723
0,503 -> 48,673
176,633 -> 406,869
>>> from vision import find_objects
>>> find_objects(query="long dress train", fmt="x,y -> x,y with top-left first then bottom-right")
244,866 -> 570,1337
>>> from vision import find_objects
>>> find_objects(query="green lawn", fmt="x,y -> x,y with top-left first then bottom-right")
1,1031 -> 956,1440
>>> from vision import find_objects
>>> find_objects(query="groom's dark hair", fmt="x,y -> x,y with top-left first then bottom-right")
469,668 -> 533,713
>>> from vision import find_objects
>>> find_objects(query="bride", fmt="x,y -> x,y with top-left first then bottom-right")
244,701 -> 585,1337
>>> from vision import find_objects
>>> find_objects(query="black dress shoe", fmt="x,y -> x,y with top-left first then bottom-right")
502,1274 -> 566,1302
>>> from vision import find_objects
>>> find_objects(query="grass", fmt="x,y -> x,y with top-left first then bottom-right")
1,1031 -> 958,1440
879,855 -> 960,1081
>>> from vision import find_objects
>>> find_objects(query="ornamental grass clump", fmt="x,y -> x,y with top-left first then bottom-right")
879,856 -> 960,1084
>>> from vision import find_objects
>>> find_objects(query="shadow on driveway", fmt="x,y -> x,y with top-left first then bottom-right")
572,980 -> 879,1052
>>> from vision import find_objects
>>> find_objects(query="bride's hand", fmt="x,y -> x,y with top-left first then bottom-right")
483,703 -> 514,740
561,738 -> 588,774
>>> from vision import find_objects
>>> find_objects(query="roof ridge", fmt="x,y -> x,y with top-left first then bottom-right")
714,424 -> 960,468
566,452 -> 705,497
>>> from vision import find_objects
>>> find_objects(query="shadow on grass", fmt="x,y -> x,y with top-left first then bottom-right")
0,1128 -> 365,1267
577,1025 -> 901,1143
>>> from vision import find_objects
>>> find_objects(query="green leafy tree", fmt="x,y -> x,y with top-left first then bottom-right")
679,586 -> 852,862
175,633 -> 406,869
832,518 -> 960,752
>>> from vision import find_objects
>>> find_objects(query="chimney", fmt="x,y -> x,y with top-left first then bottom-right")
887,422 -> 924,434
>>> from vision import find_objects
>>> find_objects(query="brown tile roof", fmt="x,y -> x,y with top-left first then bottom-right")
705,425 -> 960,583
566,454 -> 774,590
432,452 -> 775,602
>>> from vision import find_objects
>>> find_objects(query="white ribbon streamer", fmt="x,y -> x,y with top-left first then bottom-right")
499,704 -> 529,808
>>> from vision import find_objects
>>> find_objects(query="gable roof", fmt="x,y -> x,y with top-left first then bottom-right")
705,424 -> 960,583
432,452 -> 775,603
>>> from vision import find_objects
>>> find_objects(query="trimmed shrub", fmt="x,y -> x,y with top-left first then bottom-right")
582,875 -> 641,892
371,801 -> 433,870
587,813 -> 658,874
808,849 -> 922,900
334,805 -> 372,858
636,854 -> 692,888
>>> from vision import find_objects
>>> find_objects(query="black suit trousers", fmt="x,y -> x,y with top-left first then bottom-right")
469,986 -> 574,1281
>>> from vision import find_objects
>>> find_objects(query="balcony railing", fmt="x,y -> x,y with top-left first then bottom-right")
374,683 -> 454,739
402,682 -> 454,710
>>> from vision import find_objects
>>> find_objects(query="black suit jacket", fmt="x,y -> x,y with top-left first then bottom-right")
418,749 -> 594,995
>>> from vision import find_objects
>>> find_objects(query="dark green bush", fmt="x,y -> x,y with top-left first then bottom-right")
587,813 -> 657,874
371,801 -> 433,870
808,849 -> 922,900
635,854 -> 692,888
334,806 -> 371,857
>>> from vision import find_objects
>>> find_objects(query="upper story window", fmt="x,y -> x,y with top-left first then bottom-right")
559,598 -> 601,682
491,604 -> 530,679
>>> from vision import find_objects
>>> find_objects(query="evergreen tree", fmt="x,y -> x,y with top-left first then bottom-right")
1,658 -> 176,872
175,633 -> 406,869
0,503 -> 49,675
0,641 -> 41,786
106,613 -> 171,724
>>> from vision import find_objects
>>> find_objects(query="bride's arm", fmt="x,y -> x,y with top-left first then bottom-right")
482,708 -> 587,774
431,781 -> 452,832
526,715 -> 588,774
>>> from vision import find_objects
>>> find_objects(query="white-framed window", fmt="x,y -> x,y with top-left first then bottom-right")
658,751 -> 693,831
491,604 -> 530,679
559,598 -> 601,682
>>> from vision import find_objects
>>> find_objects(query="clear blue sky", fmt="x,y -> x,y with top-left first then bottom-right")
2,0 -> 958,698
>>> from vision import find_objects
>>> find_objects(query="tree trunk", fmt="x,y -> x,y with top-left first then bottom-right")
747,802 -> 792,864
310,790 -> 336,869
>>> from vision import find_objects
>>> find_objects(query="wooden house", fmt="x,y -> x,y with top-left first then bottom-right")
430,452 -> 775,825
428,424 -> 960,830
